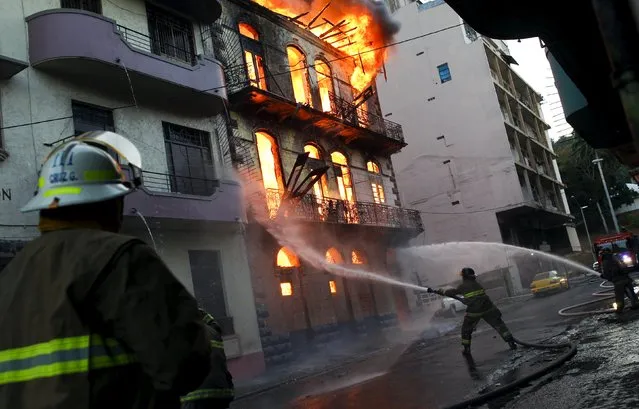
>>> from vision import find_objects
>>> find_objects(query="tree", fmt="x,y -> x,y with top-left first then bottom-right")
554,134 -> 637,232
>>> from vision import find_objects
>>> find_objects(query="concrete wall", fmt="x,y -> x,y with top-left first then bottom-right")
376,2 -> 522,245
123,224 -> 263,378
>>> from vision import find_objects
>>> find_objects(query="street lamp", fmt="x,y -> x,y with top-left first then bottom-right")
572,196 -> 596,262
592,156 -> 620,233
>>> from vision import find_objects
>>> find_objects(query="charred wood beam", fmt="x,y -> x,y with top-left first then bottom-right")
323,26 -> 357,41
319,19 -> 347,38
288,12 -> 309,23
307,2 -> 331,29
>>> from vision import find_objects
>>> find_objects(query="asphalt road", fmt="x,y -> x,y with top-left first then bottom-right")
233,279 -> 604,409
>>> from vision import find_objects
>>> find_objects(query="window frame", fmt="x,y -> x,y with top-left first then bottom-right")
71,100 -> 115,136
366,160 -> 386,204
60,0 -> 102,14
286,45 -> 313,106
438,63 -> 452,83
238,22 -> 267,90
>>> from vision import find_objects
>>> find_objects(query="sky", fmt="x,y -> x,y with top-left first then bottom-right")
505,38 -> 574,141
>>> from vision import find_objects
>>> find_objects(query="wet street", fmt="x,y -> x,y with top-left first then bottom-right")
233,279 -> 623,409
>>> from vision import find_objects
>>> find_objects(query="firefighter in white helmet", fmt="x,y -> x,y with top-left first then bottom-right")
0,131 -> 211,409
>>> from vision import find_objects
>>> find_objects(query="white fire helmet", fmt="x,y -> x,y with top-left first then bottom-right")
21,131 -> 143,213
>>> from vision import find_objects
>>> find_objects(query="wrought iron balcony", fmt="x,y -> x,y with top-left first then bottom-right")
327,92 -> 405,144
259,189 -> 423,231
219,61 -> 406,153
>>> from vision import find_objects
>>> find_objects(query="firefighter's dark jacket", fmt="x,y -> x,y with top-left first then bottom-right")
0,228 -> 211,409
443,279 -> 495,314
601,254 -> 628,282
181,314 -> 235,405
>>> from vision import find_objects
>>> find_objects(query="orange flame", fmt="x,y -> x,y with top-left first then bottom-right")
251,0 -> 391,92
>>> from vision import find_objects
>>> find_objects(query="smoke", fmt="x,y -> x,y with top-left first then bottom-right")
367,0 -> 401,41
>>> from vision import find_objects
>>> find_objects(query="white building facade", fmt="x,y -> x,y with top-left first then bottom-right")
376,1 -> 581,287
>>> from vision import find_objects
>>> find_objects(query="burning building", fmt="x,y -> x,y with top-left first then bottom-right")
203,0 -> 423,369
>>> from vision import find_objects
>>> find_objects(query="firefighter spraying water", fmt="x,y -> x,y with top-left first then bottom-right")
427,267 -> 517,356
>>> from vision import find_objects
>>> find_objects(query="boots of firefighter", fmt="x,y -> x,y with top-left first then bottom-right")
462,344 -> 472,356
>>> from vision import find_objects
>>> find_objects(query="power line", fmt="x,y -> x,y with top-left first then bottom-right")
0,104 -> 137,132
199,23 -> 465,93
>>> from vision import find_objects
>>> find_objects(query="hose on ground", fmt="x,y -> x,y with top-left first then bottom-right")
443,338 -> 577,409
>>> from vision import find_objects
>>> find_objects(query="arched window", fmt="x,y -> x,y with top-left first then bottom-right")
277,247 -> 300,268
256,131 -> 284,216
239,23 -> 266,90
366,160 -> 386,204
331,152 -> 355,203
325,247 -> 344,264
238,23 -> 259,40
351,250 -> 368,265
304,144 -> 329,201
287,46 -> 312,106
315,60 -> 334,112
276,247 -> 299,297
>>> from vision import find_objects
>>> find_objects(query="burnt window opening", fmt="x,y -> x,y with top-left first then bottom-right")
367,161 -> 386,204
256,131 -> 284,218
163,122 -> 216,196
331,152 -> 358,223
71,101 -> 114,135
287,46 -> 312,106
315,60 -> 334,112
303,144 -> 329,217
61,0 -> 102,14
239,23 -> 267,90
147,3 -> 196,65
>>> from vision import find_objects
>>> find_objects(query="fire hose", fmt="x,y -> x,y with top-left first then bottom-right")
426,289 -> 578,409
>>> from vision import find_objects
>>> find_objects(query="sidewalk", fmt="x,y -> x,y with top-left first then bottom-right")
235,318 -> 459,399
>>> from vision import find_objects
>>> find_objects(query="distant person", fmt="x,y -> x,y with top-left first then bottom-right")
429,268 -> 517,356
600,248 -> 638,314
0,132 -> 211,409
181,308 -> 235,409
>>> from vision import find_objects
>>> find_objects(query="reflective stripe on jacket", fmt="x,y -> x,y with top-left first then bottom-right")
0,228 -> 211,409
443,279 -> 495,314
181,315 -> 234,405
0,335 -> 136,386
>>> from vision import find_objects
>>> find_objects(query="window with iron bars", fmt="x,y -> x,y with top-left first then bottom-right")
163,122 -> 216,196
60,0 -> 102,14
71,101 -> 115,135
147,3 -> 196,65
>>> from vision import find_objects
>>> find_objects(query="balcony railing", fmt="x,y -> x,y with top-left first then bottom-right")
328,92 -> 405,143
261,189 -> 423,231
117,25 -> 196,65
142,170 -> 218,196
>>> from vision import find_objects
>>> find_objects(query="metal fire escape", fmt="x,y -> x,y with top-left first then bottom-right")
203,17 -> 259,183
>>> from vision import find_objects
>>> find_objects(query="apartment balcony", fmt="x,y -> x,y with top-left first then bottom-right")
26,9 -> 227,115
228,68 -> 405,154
0,54 -> 28,80
123,170 -> 244,227
256,189 -> 423,233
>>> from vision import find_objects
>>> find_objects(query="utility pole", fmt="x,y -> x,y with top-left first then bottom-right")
579,205 -> 596,262
592,155 -> 620,233
595,201 -> 610,233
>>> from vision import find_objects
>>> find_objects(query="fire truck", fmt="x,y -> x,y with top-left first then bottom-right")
593,232 -> 639,272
